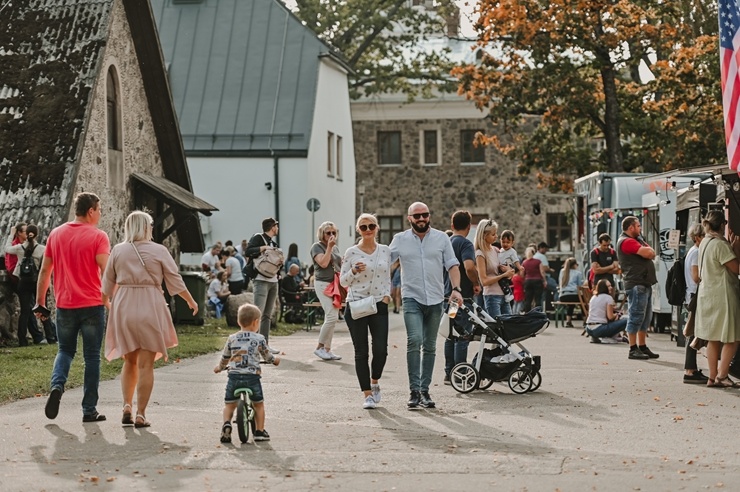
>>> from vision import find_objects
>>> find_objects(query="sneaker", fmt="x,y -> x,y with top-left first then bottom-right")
220,422 -> 232,443
268,346 -> 281,355
314,348 -> 331,360
565,322 -> 575,328
443,374 -> 451,385
326,350 -> 342,360
640,346 -> 660,359
45,387 -> 62,419
600,337 -> 619,344
590,336 -> 602,344
628,348 -> 649,360
37,339 -> 48,345
253,429 -> 271,441
371,383 -> 381,403
729,363 -> 740,380
420,391 -> 436,409
684,370 -> 710,384
362,395 -> 376,409
407,391 -> 422,410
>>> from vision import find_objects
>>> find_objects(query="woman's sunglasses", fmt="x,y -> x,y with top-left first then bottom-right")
325,231 -> 337,236
411,212 -> 430,220
359,223 -> 377,232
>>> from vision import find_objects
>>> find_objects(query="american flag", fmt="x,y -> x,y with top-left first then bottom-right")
720,0 -> 740,172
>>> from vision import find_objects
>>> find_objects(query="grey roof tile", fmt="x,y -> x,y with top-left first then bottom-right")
151,0 -> 338,154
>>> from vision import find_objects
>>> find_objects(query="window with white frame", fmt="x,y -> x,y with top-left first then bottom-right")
420,129 -> 440,166
336,135 -> 343,180
460,129 -> 485,165
327,131 -> 335,176
378,131 -> 402,165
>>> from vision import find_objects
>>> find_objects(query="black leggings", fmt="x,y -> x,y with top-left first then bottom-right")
684,335 -> 698,371
559,293 -> 579,316
345,301 -> 389,392
523,279 -> 544,312
17,280 -> 48,345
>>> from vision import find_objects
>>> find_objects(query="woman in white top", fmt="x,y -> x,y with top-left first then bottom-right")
5,224 -> 55,345
584,279 -> 627,343
340,213 -> 392,410
474,219 -> 515,317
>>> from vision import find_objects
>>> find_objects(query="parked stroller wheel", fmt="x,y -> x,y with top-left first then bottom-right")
527,371 -> 542,392
477,377 -> 494,390
450,363 -> 479,393
508,368 -> 533,394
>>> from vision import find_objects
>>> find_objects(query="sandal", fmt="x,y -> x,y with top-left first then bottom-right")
713,376 -> 739,388
134,414 -> 151,428
122,404 -> 134,427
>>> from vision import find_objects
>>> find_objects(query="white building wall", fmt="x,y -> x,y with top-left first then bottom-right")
305,59 -> 356,257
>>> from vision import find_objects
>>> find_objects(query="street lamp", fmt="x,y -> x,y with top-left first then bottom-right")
358,185 -> 365,214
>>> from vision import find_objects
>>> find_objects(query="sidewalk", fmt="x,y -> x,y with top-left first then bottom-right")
1,313 -> 739,491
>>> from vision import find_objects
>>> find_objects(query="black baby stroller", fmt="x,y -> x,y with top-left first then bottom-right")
449,302 -> 549,394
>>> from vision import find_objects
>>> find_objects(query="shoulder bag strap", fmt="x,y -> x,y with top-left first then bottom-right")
350,246 -> 380,301
130,243 -> 162,289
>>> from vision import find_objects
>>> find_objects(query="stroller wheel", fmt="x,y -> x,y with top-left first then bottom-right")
478,377 -> 494,390
508,368 -> 533,394
450,363 -> 479,393
527,371 -> 542,392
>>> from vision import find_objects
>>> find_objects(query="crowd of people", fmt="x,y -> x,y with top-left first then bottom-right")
6,191 -> 740,446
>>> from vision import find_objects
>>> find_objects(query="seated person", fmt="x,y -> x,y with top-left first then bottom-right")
280,264 -> 306,323
584,279 -> 627,344
207,271 -> 231,318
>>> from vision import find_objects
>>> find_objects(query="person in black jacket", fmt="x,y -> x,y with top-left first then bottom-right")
246,218 -> 282,354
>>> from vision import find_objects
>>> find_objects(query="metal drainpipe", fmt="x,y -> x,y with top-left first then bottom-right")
273,151 -> 280,226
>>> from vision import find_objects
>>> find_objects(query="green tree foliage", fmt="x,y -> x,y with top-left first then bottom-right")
293,0 -> 459,100
454,0 -> 724,191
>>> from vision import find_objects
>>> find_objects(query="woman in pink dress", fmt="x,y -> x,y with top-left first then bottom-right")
103,211 -> 198,428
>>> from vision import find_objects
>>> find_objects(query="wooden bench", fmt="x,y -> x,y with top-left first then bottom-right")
301,302 -> 345,331
552,286 -> 592,328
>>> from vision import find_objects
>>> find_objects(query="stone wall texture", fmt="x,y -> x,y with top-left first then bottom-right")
352,117 -> 572,257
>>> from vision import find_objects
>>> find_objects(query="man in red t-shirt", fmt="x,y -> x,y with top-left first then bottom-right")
616,216 -> 658,361
36,193 -> 111,422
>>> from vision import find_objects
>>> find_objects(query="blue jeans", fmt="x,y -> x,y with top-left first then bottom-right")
625,285 -> 652,334
403,298 -> 443,392
51,306 -> 105,415
484,294 -> 511,318
587,318 -> 628,338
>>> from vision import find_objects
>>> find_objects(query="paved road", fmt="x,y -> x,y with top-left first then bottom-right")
1,312 -> 739,491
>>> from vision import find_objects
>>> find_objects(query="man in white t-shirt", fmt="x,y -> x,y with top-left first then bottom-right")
201,244 -> 222,276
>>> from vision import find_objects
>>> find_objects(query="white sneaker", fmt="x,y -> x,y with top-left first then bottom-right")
326,350 -> 342,360
371,383 -> 381,403
362,395 -> 376,409
268,346 -> 281,354
314,348 -> 331,360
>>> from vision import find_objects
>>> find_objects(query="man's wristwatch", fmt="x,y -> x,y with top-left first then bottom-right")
452,286 -> 462,294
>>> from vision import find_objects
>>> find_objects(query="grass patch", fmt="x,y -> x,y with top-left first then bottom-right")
0,317 -> 305,405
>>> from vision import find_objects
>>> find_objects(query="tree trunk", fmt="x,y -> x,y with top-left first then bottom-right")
600,65 -> 624,172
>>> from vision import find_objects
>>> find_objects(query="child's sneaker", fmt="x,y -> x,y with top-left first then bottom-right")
362,395 -> 376,409
371,383 -> 381,403
253,429 -> 271,441
220,422 -> 232,443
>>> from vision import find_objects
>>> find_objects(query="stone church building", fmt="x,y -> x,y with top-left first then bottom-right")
0,0 -> 216,342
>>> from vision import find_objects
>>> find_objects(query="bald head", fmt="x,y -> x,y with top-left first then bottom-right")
408,202 -> 428,215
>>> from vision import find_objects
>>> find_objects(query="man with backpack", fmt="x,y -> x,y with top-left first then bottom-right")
589,233 -> 620,289
245,218 -> 283,353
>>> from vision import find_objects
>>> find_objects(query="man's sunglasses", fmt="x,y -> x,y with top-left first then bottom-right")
410,212 -> 430,220
359,223 -> 377,232
325,231 -> 337,236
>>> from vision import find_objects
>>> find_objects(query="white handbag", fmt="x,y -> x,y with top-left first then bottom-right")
347,246 -> 380,319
